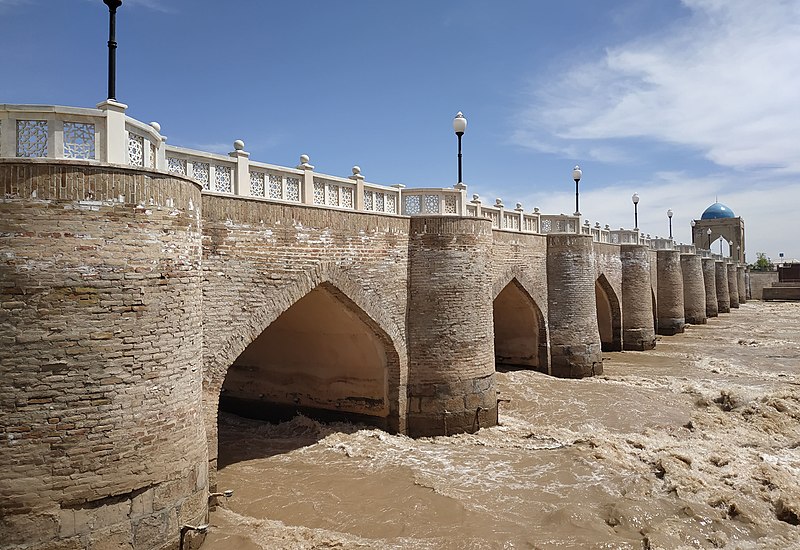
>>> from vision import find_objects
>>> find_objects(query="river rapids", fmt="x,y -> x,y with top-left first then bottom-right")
202,301 -> 800,549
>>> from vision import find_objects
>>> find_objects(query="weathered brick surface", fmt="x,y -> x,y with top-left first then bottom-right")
546,235 -> 603,378
681,254 -> 707,325
715,260 -> 731,313
199,195 -> 411,469
593,243 -> 623,351
737,266 -> 747,303
702,258 -> 719,317
406,217 -> 497,436
620,245 -> 656,350
489,231 -> 549,374
0,161 -> 208,550
727,262 -> 740,308
656,250 -> 685,335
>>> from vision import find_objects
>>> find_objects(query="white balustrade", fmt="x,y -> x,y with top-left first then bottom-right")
539,214 -> 581,235
2,103 -> 687,247
400,188 -> 465,216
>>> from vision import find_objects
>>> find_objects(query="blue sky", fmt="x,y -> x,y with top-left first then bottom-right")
2,0 -> 798,261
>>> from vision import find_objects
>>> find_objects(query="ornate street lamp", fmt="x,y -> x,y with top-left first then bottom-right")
667,209 -> 673,239
707,227 -> 712,249
572,165 -> 582,215
453,112 -> 467,185
103,0 -> 123,101
631,192 -> 640,229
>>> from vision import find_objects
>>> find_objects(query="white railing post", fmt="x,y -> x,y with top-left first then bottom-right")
495,198 -> 505,228
471,194 -> 482,218
0,109 -> 13,157
149,121 -> 166,170
229,139 -> 250,196
454,182 -> 468,215
350,166 -> 365,211
297,154 -> 315,205
96,99 -> 128,164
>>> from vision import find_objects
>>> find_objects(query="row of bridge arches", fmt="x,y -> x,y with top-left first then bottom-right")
216,272 -> 623,431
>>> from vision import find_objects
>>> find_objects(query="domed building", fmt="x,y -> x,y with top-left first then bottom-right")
701,202 -> 736,220
692,201 -> 745,263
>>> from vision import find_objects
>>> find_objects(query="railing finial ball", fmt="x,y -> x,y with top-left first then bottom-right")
233,139 -> 245,151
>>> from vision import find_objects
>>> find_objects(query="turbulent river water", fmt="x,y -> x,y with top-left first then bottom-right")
202,301 -> 800,549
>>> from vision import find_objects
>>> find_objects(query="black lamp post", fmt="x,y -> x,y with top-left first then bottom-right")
691,220 -> 696,245
572,165 -> 582,215
632,192 -> 639,229
707,227 -> 712,250
103,0 -> 123,101
667,208 -> 673,239
453,112 -> 467,185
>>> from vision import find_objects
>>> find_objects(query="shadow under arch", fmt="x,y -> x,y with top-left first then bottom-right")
203,264 -> 406,481
652,287 -> 658,334
492,276 -> 550,374
595,273 -> 622,351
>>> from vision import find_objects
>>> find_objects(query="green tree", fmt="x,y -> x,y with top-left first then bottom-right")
750,252 -> 772,271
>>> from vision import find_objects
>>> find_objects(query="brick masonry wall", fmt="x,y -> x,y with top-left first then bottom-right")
593,242 -> 623,351
702,258 -> 719,317
200,195 -> 411,469
620,244 -> 656,350
0,161 -> 208,550
680,254 -> 707,325
656,250 -> 685,335
406,217 -> 497,436
727,263 -> 740,308
546,234 -> 603,378
715,261 -> 731,313
488,231 -> 549,372
737,266 -> 747,303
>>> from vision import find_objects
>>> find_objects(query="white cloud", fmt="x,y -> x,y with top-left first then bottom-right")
518,171 -> 800,263
519,0 -> 800,174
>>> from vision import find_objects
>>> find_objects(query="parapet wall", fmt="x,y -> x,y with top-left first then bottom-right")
0,161 -> 208,550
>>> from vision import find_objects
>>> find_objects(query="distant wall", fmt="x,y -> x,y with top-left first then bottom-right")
749,271 -> 779,299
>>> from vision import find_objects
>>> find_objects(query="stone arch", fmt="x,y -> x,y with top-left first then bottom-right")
205,262 -> 406,395
491,270 -> 549,374
203,263 -> 406,483
595,273 -> 622,351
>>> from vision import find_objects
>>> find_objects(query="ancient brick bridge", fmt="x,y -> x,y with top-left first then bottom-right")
0,104 -> 748,550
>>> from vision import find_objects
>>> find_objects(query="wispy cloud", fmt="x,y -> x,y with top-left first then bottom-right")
516,0 -> 800,174
121,0 -> 176,13
0,0 -> 32,10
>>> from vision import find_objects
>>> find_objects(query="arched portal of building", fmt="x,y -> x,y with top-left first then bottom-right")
219,283 -> 396,429
595,275 -> 622,351
492,279 -> 549,373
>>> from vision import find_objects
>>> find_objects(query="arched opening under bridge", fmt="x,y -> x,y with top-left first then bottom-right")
218,283 -> 398,431
595,275 -> 622,351
492,279 -> 548,373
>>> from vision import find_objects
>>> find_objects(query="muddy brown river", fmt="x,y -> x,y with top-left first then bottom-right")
202,301 -> 800,549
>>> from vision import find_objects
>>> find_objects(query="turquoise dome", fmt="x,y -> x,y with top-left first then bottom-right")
701,202 -> 735,219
